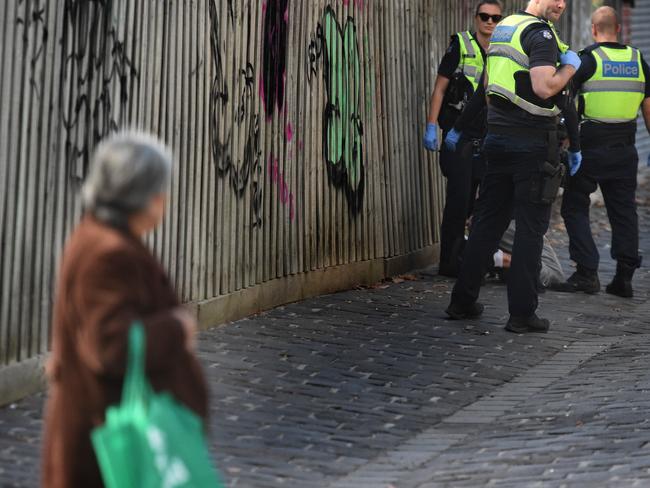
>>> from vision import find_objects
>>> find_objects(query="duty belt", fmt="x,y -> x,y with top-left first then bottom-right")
488,125 -> 559,164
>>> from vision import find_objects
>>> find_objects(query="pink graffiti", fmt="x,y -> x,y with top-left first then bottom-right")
343,0 -> 364,8
285,122 -> 293,142
268,155 -> 296,221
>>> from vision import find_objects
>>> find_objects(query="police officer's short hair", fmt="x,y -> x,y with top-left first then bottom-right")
475,0 -> 503,16
592,6 -> 620,34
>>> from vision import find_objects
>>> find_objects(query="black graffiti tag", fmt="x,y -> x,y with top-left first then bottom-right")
58,0 -> 137,178
209,0 -> 263,227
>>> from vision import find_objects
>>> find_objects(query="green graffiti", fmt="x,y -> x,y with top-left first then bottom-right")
322,6 -> 364,212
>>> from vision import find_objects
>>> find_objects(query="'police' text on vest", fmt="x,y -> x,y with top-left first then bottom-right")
603,61 -> 640,78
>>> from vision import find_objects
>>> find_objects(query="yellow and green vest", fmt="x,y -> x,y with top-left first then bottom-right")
486,14 -> 568,117
580,45 -> 646,123
456,31 -> 485,92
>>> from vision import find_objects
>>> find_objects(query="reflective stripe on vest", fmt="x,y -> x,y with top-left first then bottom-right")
455,31 -> 485,91
581,46 -> 646,123
486,14 -> 565,117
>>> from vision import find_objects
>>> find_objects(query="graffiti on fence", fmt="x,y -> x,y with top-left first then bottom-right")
268,155 -> 296,222
209,0 -> 263,227
261,0 -> 289,120
307,23 -> 324,84
343,0 -> 365,9
321,6 -> 364,213
16,0 -> 48,100
59,0 -> 137,178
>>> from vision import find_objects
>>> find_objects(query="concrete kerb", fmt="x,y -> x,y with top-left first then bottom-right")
0,245 -> 439,407
0,355 -> 47,407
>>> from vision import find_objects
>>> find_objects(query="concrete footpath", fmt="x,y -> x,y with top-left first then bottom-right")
1,170 -> 649,487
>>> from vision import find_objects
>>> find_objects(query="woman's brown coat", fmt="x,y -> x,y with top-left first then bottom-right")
42,216 -> 209,487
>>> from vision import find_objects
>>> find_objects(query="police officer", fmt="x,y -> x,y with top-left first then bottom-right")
558,6 -> 650,298
423,0 -> 503,277
445,0 -> 581,333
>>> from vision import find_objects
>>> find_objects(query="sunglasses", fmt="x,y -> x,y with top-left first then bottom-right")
477,12 -> 503,23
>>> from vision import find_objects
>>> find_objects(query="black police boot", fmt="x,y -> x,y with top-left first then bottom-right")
606,262 -> 636,298
505,314 -> 550,334
445,301 -> 484,320
550,264 -> 600,294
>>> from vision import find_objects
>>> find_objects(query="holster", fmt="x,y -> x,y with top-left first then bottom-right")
529,130 -> 564,205
439,73 -> 471,131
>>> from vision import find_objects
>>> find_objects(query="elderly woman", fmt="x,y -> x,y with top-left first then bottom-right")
42,132 -> 209,487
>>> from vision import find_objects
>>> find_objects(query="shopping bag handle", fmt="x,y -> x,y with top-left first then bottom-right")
122,321 -> 148,408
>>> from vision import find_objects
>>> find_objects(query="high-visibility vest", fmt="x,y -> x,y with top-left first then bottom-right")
456,31 -> 485,92
580,45 -> 646,123
486,14 -> 568,117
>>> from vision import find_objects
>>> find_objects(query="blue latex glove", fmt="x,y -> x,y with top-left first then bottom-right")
560,50 -> 581,71
568,150 -> 582,176
423,123 -> 438,151
444,128 -> 462,152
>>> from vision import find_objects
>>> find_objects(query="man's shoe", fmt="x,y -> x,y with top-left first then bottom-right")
445,301 -> 484,320
549,265 -> 600,294
606,262 -> 635,298
505,314 -> 550,334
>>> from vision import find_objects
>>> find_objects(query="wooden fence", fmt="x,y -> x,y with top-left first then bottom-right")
0,0 -> 599,386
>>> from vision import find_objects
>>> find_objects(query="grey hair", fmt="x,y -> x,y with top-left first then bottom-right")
82,131 -> 173,228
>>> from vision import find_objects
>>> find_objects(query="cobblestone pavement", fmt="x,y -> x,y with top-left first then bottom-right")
1,170 -> 649,487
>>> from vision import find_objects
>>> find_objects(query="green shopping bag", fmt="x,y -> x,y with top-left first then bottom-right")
91,322 -> 223,488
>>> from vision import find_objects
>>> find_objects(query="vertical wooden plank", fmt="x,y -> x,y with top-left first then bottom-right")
390,0 -> 409,255
234,0 -> 249,291
23,0 -> 53,358
213,0 -> 226,295
198,0 -> 211,300
290,0 -> 303,276
417,0 -> 434,249
175,0 -> 188,300
360,2 -> 373,261
401,1 -> 420,252
167,0 -> 181,289
211,0 -> 223,294
379,1 -> 397,258
189,0 -> 203,300
0,0 -> 15,364
239,0 -> 252,291
226,3 -> 241,290
15,0 -> 35,360
371,1 -> 386,260
1,0 -> 24,364
45,2 -> 72,358
308,2 -> 324,270
252,0 -> 265,288
38,0 -> 66,356
281,0 -> 295,278
158,0 -> 173,274
180,0 -> 192,301
128,0 -> 144,127
160,0 -> 172,268
368,1 -> 386,261
354,0 -> 365,264
323,0 -> 331,269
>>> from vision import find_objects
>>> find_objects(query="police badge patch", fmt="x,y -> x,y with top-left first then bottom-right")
541,30 -> 553,40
